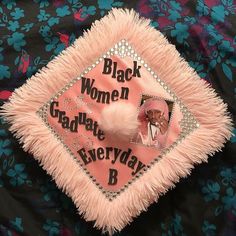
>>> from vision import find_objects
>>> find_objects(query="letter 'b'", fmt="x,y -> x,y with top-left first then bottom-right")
108,168 -> 118,185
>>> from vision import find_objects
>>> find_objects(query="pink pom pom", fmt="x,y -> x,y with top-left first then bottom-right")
98,102 -> 140,140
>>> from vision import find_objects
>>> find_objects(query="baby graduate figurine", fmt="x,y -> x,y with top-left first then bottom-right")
133,98 -> 169,149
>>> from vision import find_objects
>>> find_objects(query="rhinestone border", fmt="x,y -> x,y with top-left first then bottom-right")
36,39 -> 200,201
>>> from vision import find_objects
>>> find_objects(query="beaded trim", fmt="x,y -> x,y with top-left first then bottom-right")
36,39 -> 200,201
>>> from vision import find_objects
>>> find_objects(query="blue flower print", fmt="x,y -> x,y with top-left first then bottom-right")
56,5 -> 71,17
209,39 -> 234,73
98,0 -> 123,9
211,5 -> 228,23
150,21 -> 159,28
81,6 -> 96,18
37,9 -> 50,22
2,0 -> 16,10
168,9 -> 181,22
98,0 -> 123,15
48,17 -> 59,27
171,214 -> 184,235
44,37 -> 65,55
26,65 -> 37,77
226,57 -> 236,67
201,181 -> 220,202
170,22 -> 189,43
189,61 -> 207,78
7,20 -> 20,31
222,63 -> 233,81
39,25 -> 52,38
21,23 -> 34,32
222,187 -> 236,215
10,7 -> 24,20
43,220 -> 60,236
168,1 -> 182,22
0,139 -> 12,156
208,40 -> 234,80
220,167 -> 236,186
40,180 -> 60,202
196,0 -> 209,16
202,220 -> 216,236
218,40 -> 234,58
160,214 -> 186,235
230,128 -> 236,143
7,164 -> 27,186
34,0 -> 50,8
10,217 -> 23,233
7,32 -> 26,51
205,24 -> 223,46
0,65 -> 11,79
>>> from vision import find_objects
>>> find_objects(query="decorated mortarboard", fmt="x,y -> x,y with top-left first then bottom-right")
1,8 -> 233,235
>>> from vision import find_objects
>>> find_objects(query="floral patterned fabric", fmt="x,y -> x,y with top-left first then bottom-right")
0,0 -> 235,235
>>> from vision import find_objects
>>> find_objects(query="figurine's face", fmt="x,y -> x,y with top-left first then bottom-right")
146,109 -> 162,125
